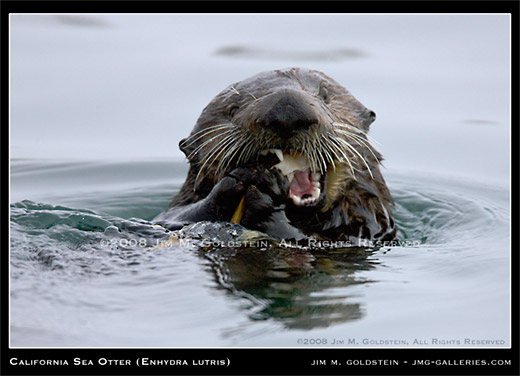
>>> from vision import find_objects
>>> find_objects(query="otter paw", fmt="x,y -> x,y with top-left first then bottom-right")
228,166 -> 289,206
241,185 -> 277,224
207,176 -> 247,219
240,185 -> 304,239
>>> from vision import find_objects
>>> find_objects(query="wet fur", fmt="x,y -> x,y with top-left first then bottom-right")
155,68 -> 396,242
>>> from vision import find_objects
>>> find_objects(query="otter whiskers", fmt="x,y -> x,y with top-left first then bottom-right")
333,122 -> 381,163
185,123 -> 261,188
322,133 -> 357,177
194,130 -> 242,187
182,123 -> 239,188
181,123 -> 236,149
216,133 -> 256,179
184,119 -> 381,190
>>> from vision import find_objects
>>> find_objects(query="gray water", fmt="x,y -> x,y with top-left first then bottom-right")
9,14 -> 511,348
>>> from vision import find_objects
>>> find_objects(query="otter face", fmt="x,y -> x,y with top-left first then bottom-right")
175,68 -> 395,241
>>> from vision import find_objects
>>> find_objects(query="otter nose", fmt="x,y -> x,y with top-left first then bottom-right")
256,91 -> 319,139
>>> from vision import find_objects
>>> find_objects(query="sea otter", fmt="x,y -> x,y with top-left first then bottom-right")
154,68 -> 396,242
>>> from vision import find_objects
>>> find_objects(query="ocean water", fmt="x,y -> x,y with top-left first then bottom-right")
9,14 -> 511,348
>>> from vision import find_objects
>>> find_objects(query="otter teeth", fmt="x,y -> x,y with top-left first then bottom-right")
290,187 -> 321,206
272,149 -> 284,162
260,150 -> 323,206
260,148 -> 284,162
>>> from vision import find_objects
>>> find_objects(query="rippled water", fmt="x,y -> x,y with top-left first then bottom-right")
9,13 -> 511,349
9,159 -> 510,347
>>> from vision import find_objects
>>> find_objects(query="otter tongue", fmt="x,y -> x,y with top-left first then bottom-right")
289,169 -> 314,197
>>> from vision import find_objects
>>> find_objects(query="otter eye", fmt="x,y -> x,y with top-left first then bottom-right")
228,105 -> 239,118
319,86 -> 329,103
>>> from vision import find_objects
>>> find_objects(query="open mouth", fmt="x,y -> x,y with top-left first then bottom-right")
261,149 -> 327,207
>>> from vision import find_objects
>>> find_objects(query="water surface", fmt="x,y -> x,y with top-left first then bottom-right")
9,160 -> 510,347
9,14 -> 511,348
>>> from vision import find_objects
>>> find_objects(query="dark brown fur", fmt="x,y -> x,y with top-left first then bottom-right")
154,68 -> 396,242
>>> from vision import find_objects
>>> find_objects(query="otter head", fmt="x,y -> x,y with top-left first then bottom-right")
176,68 -> 395,241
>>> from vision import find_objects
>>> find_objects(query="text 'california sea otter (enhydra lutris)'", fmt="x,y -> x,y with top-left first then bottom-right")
154,68 -> 396,242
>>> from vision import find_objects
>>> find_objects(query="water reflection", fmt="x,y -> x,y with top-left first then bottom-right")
201,243 -> 378,330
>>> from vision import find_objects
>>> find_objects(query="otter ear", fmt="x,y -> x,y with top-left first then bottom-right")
360,109 -> 376,131
179,137 -> 194,159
